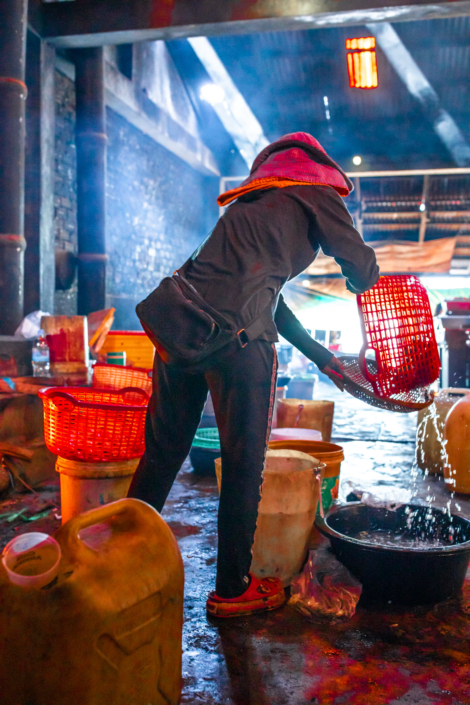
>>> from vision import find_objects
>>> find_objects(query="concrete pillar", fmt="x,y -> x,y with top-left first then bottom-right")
0,0 -> 28,333
24,31 -> 56,315
74,47 -> 107,315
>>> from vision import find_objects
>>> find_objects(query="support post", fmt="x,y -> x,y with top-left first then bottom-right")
74,47 -> 107,315
0,0 -> 28,334
418,174 -> 430,244
24,31 -> 56,315
354,176 -> 363,238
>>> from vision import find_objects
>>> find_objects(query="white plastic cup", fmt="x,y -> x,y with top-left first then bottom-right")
2,532 -> 61,589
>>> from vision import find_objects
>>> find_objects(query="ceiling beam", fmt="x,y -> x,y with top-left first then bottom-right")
37,0 -> 470,48
105,60 -> 220,176
55,54 -> 219,176
187,37 -> 268,168
222,168 -> 470,188
367,23 -> 470,167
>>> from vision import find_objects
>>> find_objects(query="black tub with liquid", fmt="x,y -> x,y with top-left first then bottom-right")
315,503 -> 470,605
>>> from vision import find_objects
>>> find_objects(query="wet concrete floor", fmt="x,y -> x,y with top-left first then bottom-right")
1,381 -> 470,704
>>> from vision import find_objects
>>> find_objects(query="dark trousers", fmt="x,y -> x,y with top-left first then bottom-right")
128,339 -> 278,598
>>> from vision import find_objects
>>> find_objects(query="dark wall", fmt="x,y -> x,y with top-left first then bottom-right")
105,110 -> 219,329
53,70 -> 78,315
50,70 -> 219,326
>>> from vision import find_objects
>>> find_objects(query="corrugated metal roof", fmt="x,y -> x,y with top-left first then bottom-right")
172,16 -> 470,251
207,16 -> 470,170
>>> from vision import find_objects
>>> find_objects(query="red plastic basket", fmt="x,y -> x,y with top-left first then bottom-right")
40,387 -> 149,462
357,275 -> 440,399
92,363 -> 152,395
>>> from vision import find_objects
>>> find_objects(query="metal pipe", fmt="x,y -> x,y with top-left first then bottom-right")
74,47 -> 107,315
363,211 -> 470,220
24,33 -> 56,315
363,222 -> 470,231
363,212 -> 421,219
0,0 -> 28,334
346,168 -> 470,178
220,168 -> 470,204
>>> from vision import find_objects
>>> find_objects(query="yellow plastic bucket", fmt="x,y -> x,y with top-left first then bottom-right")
276,398 -> 335,442
268,439 -> 344,511
216,450 -> 322,585
56,456 -> 140,524
100,330 -> 155,369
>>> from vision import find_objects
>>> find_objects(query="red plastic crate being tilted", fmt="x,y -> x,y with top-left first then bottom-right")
39,386 -> 149,463
92,363 -> 152,395
356,275 -> 440,399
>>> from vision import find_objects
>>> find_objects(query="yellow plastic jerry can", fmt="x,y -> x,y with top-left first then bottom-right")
444,394 -> 470,494
0,499 -> 184,705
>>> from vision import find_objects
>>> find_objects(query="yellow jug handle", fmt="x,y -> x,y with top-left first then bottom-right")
56,498 -> 153,563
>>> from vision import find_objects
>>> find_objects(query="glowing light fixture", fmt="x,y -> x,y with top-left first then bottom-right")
323,95 -> 333,134
199,83 -> 225,105
352,155 -> 362,166
346,37 -> 378,89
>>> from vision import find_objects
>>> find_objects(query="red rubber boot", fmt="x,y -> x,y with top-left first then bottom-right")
206,574 -> 286,618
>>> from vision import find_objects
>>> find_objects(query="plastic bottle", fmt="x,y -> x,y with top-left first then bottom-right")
32,330 -> 50,376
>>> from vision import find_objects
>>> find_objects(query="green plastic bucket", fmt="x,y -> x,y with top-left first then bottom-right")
192,427 -> 220,450
190,428 -> 220,475
320,475 -> 339,513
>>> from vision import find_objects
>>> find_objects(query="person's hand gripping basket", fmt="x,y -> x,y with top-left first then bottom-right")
338,275 -> 440,412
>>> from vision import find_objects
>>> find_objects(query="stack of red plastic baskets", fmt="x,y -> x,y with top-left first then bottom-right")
40,387 -> 149,462
357,275 -> 440,399
92,363 -> 152,395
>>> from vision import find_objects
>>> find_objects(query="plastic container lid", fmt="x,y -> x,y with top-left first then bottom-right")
270,428 -> 322,442
192,427 -> 221,450
2,532 -> 61,589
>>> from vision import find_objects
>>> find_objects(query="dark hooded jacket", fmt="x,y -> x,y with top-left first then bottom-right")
180,139 -> 379,370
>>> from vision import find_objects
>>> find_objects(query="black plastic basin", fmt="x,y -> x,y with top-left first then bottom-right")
315,503 -> 470,605
189,446 -> 219,476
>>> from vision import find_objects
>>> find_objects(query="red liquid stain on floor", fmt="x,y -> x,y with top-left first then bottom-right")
303,578 -> 470,704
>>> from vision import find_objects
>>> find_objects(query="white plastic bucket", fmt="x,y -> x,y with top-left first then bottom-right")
270,428 -> 322,442
2,532 -> 61,589
215,450 -> 322,586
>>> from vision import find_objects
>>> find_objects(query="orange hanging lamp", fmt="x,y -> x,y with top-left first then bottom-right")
346,37 -> 379,89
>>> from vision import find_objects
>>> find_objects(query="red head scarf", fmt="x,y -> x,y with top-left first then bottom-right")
218,132 -> 353,207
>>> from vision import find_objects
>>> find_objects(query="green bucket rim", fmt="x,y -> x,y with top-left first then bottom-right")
192,427 -> 220,450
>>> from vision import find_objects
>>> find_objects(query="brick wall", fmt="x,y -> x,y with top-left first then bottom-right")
53,70 -> 78,315
106,110 -> 219,329
51,71 -> 219,325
